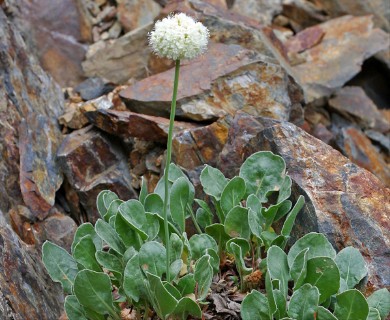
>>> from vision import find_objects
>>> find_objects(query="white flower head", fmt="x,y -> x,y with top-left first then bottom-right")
149,13 -> 209,61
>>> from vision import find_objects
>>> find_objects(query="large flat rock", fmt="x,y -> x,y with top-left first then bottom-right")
120,42 -> 299,121
218,112 -> 390,290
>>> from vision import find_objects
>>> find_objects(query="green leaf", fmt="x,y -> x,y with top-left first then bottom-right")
367,308 -> 381,320
42,241 -> 78,294
335,247 -> 367,290
239,151 -> 286,202
139,241 -> 166,278
226,238 -> 250,256
266,272 -> 277,318
305,257 -> 340,303
95,219 -> 126,255
104,199 -> 123,222
267,246 -> 290,298
71,222 -> 102,253
248,208 -> 263,239
317,306 -> 338,320
114,214 -> 140,250
64,295 -> 87,320
205,223 -> 230,253
195,199 -> 214,228
172,297 -> 202,319
123,254 -> 145,303
241,290 -> 271,320
139,176 -> 148,205
281,195 -> 305,237
290,248 -> 309,290
287,232 -> 336,268
194,254 -> 213,301
274,289 -> 287,319
288,284 -> 319,320
96,190 -> 110,217
189,234 -> 218,260
367,288 -> 390,320
229,242 -> 252,279
73,235 -> 101,272
224,206 -> 250,239
144,212 -> 160,241
277,176 -> 292,203
103,191 -> 119,209
170,177 -> 189,233
144,193 -> 164,217
176,274 -> 196,296
145,272 -> 178,320
170,233 -> 184,263
206,248 -> 220,274
273,200 -> 292,223
334,289 -> 369,320
95,251 -> 123,277
118,200 -> 148,240
74,270 -> 117,316
169,259 -> 183,281
200,165 -> 228,200
220,176 -> 246,215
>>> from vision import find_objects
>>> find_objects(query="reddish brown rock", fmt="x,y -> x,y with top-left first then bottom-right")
173,117 -> 231,170
85,109 -> 198,142
4,0 -> 91,87
336,127 -> 390,186
57,125 -> 137,221
218,112 -> 390,290
0,212 -> 64,319
19,114 -> 63,220
120,42 -> 298,122
265,15 -> 389,101
0,7 -> 64,219
329,86 -> 390,133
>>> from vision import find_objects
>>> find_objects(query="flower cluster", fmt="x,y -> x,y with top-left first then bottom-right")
148,13 -> 209,61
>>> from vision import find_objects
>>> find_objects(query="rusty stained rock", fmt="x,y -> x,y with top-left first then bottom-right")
0,7 -> 64,218
218,112 -> 390,290
329,86 -> 390,133
173,117 -> 231,170
19,114 -> 63,220
264,15 -> 389,102
57,125 -> 137,222
4,0 -> 91,87
85,108 -> 198,143
116,0 -> 161,33
120,42 -> 297,122
336,127 -> 390,186
0,213 -> 64,320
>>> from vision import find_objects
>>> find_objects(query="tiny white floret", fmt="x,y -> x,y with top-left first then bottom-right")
148,13 -> 209,60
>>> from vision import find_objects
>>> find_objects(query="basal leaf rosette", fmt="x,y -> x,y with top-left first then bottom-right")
148,13 -> 209,60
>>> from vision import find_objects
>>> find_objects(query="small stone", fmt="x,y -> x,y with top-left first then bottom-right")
74,77 -> 116,101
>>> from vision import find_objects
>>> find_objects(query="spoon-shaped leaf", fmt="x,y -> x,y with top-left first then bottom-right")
241,290 -> 271,320
334,289 -> 369,320
287,284 -> 319,320
335,247 -> 367,290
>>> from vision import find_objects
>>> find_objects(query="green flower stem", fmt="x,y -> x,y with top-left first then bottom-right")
187,204 -> 202,234
163,59 -> 181,282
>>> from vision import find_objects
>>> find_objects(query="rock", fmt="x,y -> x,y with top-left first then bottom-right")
218,112 -> 390,290
57,125 -> 137,222
82,23 -> 153,84
19,114 -> 63,220
85,109 -> 198,142
329,86 -> 390,133
117,0 -> 161,33
173,117 -> 231,170
74,77 -> 116,101
0,212 -> 64,319
336,127 -> 390,186
365,130 -> 390,154
120,42 -> 299,122
4,0 -> 91,87
0,7 -> 64,219
265,15 -> 389,101
230,0 -> 282,25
